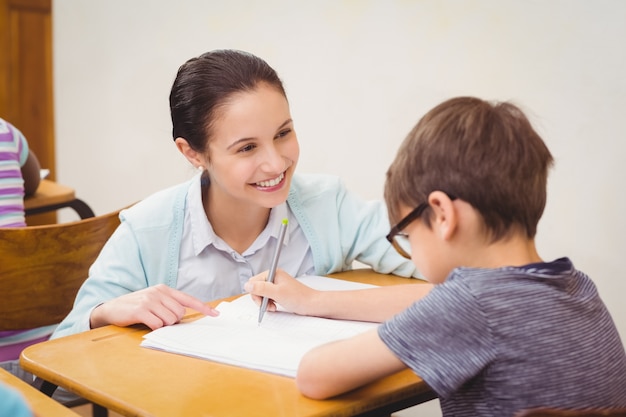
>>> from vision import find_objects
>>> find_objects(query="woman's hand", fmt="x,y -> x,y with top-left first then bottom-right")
244,269 -> 318,315
90,284 -> 219,330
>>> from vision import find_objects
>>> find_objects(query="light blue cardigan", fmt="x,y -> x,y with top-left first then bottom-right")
52,173 -> 418,339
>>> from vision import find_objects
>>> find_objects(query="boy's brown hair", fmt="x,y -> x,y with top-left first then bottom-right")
384,96 -> 554,241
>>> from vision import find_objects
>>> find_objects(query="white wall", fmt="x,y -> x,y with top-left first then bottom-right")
52,2 -> 626,414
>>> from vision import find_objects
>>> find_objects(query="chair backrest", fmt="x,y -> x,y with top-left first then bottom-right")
515,407 -> 626,417
0,209 -> 121,330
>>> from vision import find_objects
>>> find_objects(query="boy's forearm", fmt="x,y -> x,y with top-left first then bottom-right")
296,329 -> 405,399
307,283 -> 432,322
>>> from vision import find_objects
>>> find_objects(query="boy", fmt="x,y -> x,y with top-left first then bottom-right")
246,97 -> 626,416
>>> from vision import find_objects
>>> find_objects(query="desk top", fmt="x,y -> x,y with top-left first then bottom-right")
21,270 -> 434,417
0,368 -> 80,417
24,179 -> 75,211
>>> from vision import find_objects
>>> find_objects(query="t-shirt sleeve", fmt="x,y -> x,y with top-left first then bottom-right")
2,120 -> 30,166
15,126 -> 29,167
378,278 -> 496,398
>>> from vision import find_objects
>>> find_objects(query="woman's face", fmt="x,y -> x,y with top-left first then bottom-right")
204,83 -> 299,209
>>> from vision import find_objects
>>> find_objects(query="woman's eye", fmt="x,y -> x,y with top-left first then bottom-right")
275,129 -> 291,139
239,143 -> 256,153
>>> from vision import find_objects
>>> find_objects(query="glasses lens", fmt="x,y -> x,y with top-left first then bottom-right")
392,234 -> 412,259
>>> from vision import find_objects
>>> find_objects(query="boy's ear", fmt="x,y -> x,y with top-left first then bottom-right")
428,191 -> 458,240
175,137 -> 204,169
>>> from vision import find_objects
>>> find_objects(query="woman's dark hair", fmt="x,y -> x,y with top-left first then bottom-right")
169,49 -> 286,153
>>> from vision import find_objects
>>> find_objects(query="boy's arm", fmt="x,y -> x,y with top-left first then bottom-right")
296,328 -> 406,399
302,283 -> 432,322
245,270 -> 433,322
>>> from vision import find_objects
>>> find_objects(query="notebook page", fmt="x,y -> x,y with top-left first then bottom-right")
141,275 -> 379,377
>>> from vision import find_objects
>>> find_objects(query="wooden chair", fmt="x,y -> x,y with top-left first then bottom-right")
515,407 -> 626,417
24,179 -> 96,220
0,209 -> 122,417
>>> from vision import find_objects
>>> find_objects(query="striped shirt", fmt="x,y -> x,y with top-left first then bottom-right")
0,118 -> 29,227
379,257 -> 626,417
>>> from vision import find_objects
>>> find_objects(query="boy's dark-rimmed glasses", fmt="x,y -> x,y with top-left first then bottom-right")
386,193 -> 456,259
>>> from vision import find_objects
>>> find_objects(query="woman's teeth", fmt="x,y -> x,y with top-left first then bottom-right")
256,172 -> 284,187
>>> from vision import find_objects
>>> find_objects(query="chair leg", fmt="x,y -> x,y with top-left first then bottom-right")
32,377 -> 58,397
92,403 -> 108,417
33,377 -> 108,417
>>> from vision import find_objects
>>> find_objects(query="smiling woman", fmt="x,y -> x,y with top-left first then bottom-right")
51,49 -> 419,341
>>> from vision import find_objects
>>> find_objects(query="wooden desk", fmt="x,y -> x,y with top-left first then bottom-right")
20,270 -> 436,417
24,179 -> 95,219
0,368 -> 80,417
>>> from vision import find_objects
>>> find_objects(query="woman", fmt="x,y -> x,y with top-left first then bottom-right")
52,49 -> 420,339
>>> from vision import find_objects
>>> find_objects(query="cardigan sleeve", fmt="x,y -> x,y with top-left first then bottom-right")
288,174 -> 420,278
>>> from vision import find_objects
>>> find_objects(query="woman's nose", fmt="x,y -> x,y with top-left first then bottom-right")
262,144 -> 285,172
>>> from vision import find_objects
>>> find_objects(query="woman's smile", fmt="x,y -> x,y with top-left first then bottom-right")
253,171 -> 286,190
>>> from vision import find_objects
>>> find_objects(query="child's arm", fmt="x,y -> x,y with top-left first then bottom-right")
296,328 -> 406,399
245,269 -> 432,322
21,150 -> 41,196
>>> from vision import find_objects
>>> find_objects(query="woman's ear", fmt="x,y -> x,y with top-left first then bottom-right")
428,191 -> 458,241
175,137 -> 205,169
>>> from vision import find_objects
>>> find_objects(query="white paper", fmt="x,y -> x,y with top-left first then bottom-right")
141,276 -> 379,377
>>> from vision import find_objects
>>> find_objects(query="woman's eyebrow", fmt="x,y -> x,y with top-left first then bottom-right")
225,119 -> 293,151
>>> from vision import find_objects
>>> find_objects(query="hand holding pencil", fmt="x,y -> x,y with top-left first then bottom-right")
257,218 -> 288,325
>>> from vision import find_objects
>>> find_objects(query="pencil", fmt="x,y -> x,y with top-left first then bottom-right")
258,218 -> 289,325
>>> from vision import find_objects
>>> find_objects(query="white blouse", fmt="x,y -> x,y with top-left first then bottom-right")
177,174 -> 314,301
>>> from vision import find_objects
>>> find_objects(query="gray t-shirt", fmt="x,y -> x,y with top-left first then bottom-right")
379,257 -> 626,417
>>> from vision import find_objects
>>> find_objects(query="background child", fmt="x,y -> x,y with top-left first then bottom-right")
0,383 -> 33,417
0,117 -> 46,381
248,96 -> 626,416
0,117 -> 40,227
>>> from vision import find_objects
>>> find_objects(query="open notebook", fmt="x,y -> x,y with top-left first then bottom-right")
140,276 -> 379,377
